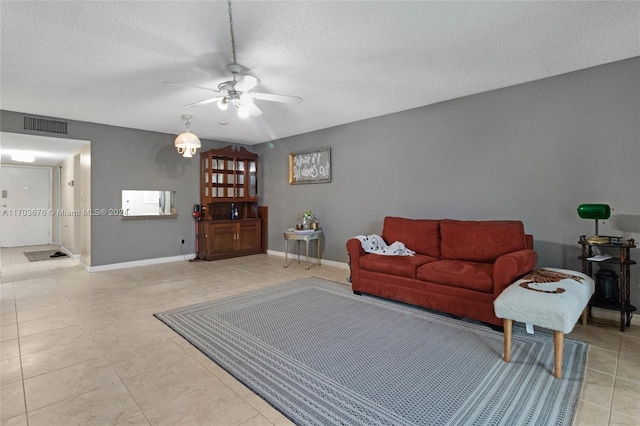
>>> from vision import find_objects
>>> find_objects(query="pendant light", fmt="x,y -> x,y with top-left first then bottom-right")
175,115 -> 201,158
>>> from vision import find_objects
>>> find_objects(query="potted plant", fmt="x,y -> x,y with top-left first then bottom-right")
299,210 -> 317,229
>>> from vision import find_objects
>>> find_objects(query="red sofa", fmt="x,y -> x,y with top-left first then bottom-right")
346,217 -> 538,326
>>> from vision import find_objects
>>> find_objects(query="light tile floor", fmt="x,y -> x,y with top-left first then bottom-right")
1,246 -> 638,426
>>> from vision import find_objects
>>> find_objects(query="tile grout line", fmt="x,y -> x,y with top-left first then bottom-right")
17,274 -> 101,418
11,278 -> 29,425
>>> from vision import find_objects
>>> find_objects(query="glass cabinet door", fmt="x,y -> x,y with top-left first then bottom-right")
236,160 -> 245,198
203,157 -> 209,198
225,159 -> 235,198
249,161 -> 257,197
201,148 -> 258,205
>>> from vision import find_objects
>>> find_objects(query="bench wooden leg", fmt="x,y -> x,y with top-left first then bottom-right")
581,308 -> 588,326
501,318 -> 564,378
554,330 -> 564,379
503,319 -> 512,363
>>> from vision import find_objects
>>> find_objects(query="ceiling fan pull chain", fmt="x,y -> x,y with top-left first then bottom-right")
227,0 -> 237,66
167,0 -> 300,116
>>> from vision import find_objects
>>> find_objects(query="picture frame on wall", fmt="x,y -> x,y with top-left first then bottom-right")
288,147 -> 331,184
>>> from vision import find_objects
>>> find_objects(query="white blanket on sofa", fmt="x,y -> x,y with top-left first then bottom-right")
355,234 -> 415,256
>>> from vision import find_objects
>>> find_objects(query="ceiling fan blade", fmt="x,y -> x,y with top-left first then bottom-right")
245,102 -> 263,117
234,75 -> 260,92
163,81 -> 220,93
184,96 -> 224,108
252,92 -> 303,104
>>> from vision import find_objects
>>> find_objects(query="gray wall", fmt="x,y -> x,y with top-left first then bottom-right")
0,111 -> 238,266
2,58 -> 638,307
255,58 -> 640,308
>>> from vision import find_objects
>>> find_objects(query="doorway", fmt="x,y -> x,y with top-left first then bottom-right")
0,132 -> 91,267
1,166 -> 52,247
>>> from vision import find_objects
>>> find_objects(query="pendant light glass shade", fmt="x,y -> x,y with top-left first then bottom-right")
175,115 -> 201,158
175,132 -> 201,158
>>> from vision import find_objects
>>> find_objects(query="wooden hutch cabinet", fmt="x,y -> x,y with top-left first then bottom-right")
199,146 -> 267,260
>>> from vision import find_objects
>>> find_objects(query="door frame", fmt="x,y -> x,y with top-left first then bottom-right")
1,164 -> 53,247
54,165 -> 62,245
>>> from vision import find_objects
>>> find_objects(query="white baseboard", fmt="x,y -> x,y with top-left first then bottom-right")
85,254 -> 196,272
83,251 -> 346,273
59,246 -> 81,260
266,249 -> 350,269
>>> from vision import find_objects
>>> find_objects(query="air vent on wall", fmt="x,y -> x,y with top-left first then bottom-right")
23,116 -> 68,134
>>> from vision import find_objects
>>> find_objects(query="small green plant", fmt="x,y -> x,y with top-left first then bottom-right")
298,210 -> 317,228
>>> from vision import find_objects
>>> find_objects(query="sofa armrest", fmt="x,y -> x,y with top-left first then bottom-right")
524,234 -> 534,250
346,238 -> 366,289
347,238 -> 366,258
493,249 -> 538,296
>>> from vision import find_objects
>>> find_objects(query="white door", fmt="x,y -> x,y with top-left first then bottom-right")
1,166 -> 52,247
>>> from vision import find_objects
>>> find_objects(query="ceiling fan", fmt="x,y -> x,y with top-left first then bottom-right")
165,0 -> 302,118
165,64 -> 302,117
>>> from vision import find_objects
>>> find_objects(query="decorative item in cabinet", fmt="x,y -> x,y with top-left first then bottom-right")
579,235 -> 636,331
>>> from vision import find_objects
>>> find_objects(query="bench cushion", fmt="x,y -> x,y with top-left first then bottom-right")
494,268 -> 595,334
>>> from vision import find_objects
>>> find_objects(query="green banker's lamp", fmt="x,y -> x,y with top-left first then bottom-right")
577,204 -> 611,244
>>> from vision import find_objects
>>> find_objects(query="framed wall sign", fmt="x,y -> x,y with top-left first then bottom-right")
289,147 -> 331,184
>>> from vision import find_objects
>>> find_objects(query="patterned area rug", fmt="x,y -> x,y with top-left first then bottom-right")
155,278 -> 588,426
23,250 -> 68,262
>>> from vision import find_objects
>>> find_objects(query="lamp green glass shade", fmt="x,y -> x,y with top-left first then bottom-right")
577,204 -> 611,220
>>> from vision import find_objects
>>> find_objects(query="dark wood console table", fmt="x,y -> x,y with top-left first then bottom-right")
579,235 -> 636,331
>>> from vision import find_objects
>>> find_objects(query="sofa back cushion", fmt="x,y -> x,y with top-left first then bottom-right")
440,219 -> 525,262
382,217 -> 440,258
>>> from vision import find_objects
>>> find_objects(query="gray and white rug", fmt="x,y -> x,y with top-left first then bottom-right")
155,278 -> 587,426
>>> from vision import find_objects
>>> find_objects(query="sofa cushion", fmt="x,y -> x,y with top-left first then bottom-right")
417,260 -> 494,293
440,220 -> 525,262
360,253 -> 438,279
382,217 -> 440,258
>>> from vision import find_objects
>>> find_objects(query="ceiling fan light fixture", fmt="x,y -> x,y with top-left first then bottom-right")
175,115 -> 201,158
217,97 -> 229,111
237,105 -> 250,118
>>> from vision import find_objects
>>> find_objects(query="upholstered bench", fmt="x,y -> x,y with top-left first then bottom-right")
493,268 -> 595,378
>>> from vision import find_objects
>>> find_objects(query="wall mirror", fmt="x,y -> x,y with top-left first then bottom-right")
121,190 -> 176,218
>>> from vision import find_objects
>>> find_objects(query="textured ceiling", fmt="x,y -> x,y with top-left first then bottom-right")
1,1 -> 638,151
